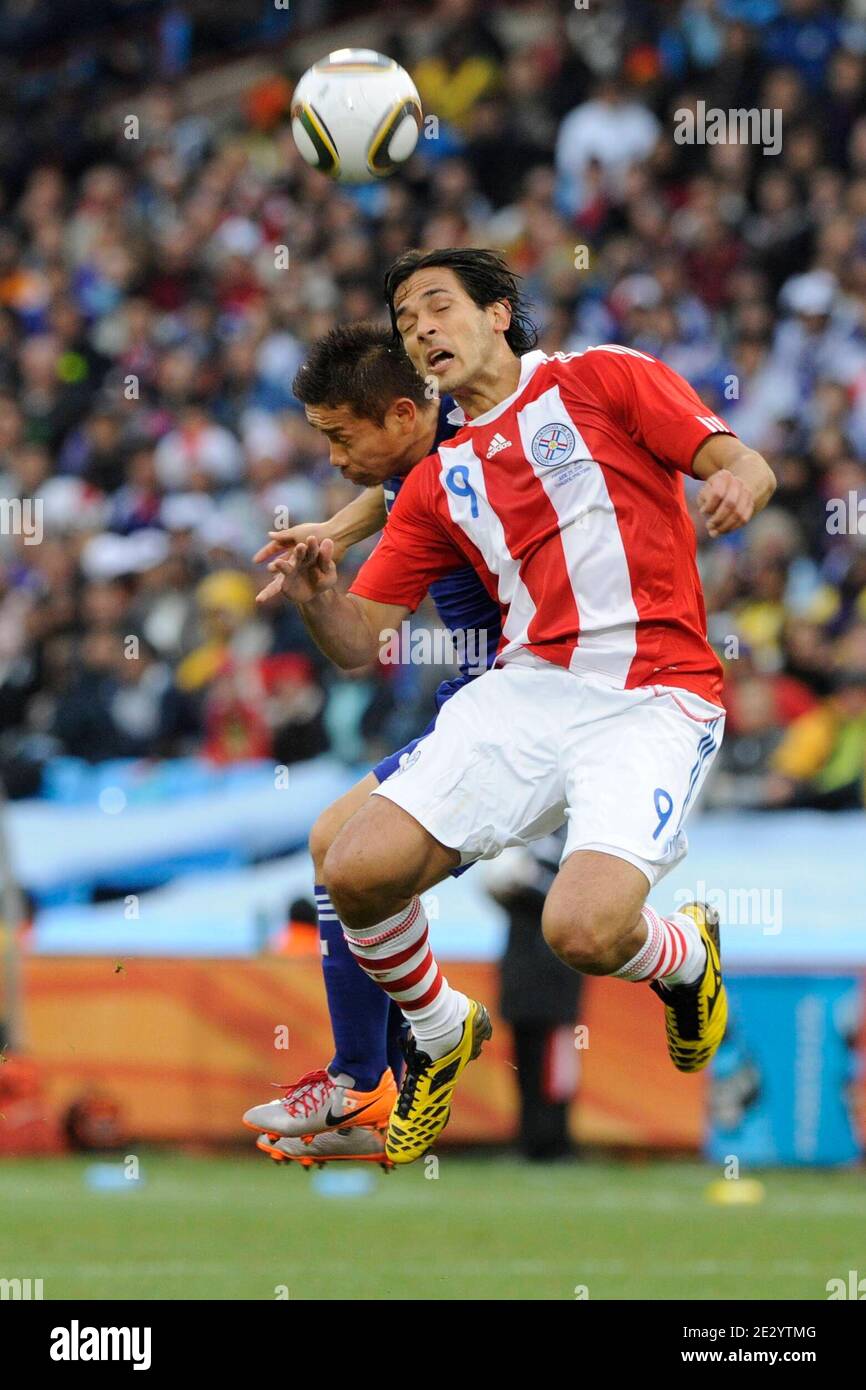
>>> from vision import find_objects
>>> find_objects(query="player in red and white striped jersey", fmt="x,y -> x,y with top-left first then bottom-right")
352,342 -> 731,706
267,249 -> 777,1164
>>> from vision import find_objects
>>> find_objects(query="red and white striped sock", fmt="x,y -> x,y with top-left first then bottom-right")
613,904 -> 707,986
342,897 -> 469,1059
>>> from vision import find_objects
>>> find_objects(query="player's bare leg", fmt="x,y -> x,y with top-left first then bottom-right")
541,851 -> 651,975
542,850 -> 727,1072
324,796 -> 492,1164
310,775 -> 381,880
324,792 -> 459,927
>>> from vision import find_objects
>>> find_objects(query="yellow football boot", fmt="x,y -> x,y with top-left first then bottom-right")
651,902 -> 727,1073
386,999 -> 492,1165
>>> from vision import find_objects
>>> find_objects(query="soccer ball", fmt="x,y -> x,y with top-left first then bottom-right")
291,49 -> 423,185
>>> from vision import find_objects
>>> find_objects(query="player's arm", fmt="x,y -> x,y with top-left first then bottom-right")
254,486 -> 387,567
261,462 -> 466,671
569,349 -> 776,538
260,535 -> 410,669
692,435 -> 777,538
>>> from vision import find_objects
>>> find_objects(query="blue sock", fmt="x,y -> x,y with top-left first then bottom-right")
315,885 -> 390,1092
386,1002 -> 408,1087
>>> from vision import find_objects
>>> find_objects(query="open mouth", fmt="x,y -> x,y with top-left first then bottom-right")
427,349 -> 454,373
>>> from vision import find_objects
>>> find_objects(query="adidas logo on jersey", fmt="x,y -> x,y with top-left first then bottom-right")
486,433 -> 512,458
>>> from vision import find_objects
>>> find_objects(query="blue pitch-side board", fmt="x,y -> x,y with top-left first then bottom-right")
705,975 -> 863,1167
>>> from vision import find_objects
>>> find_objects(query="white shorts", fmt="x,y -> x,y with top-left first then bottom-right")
373,663 -> 724,889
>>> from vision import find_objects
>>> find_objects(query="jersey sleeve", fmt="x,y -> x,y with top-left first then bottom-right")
567,347 -> 737,475
349,458 -> 466,611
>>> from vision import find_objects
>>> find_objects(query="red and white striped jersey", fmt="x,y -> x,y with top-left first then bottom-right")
351,346 -> 731,706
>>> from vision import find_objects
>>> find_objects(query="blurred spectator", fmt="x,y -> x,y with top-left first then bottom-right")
0,0 -> 863,813
556,77 -> 662,217
412,0 -> 505,131
50,630 -> 179,762
768,667 -> 866,809
176,570 -> 267,693
270,896 -> 320,956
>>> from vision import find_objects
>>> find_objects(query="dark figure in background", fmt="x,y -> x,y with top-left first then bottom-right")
484,829 -> 582,1162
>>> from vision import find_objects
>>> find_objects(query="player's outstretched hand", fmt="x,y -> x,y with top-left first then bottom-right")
696,468 -> 755,537
257,537 -> 338,605
254,521 -> 344,566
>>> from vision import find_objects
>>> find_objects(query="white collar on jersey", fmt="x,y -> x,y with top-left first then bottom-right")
444,349 -> 547,430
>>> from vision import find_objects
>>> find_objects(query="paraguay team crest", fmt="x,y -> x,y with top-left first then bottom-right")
531,422 -> 576,466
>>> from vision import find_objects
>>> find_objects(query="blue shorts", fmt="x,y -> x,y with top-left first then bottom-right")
372,675 -> 477,877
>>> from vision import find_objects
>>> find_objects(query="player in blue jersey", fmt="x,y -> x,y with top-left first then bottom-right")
243,323 -> 501,1167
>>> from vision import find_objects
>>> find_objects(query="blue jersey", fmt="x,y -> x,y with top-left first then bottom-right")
383,396 -> 501,685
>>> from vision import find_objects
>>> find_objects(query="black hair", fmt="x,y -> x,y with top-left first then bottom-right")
288,897 -> 318,926
384,247 -> 538,355
292,321 -> 429,425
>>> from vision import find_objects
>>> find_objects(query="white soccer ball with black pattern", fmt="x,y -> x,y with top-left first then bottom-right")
291,49 -> 423,185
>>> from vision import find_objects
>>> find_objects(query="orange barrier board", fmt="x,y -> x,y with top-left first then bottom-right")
13,957 -> 706,1149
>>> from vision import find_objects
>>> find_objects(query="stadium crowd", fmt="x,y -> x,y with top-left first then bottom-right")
1,0 -> 865,810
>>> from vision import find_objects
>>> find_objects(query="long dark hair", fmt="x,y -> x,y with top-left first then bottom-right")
384,247 -> 538,355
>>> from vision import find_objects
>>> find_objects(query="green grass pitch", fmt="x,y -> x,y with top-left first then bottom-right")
1,1152 -> 864,1300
